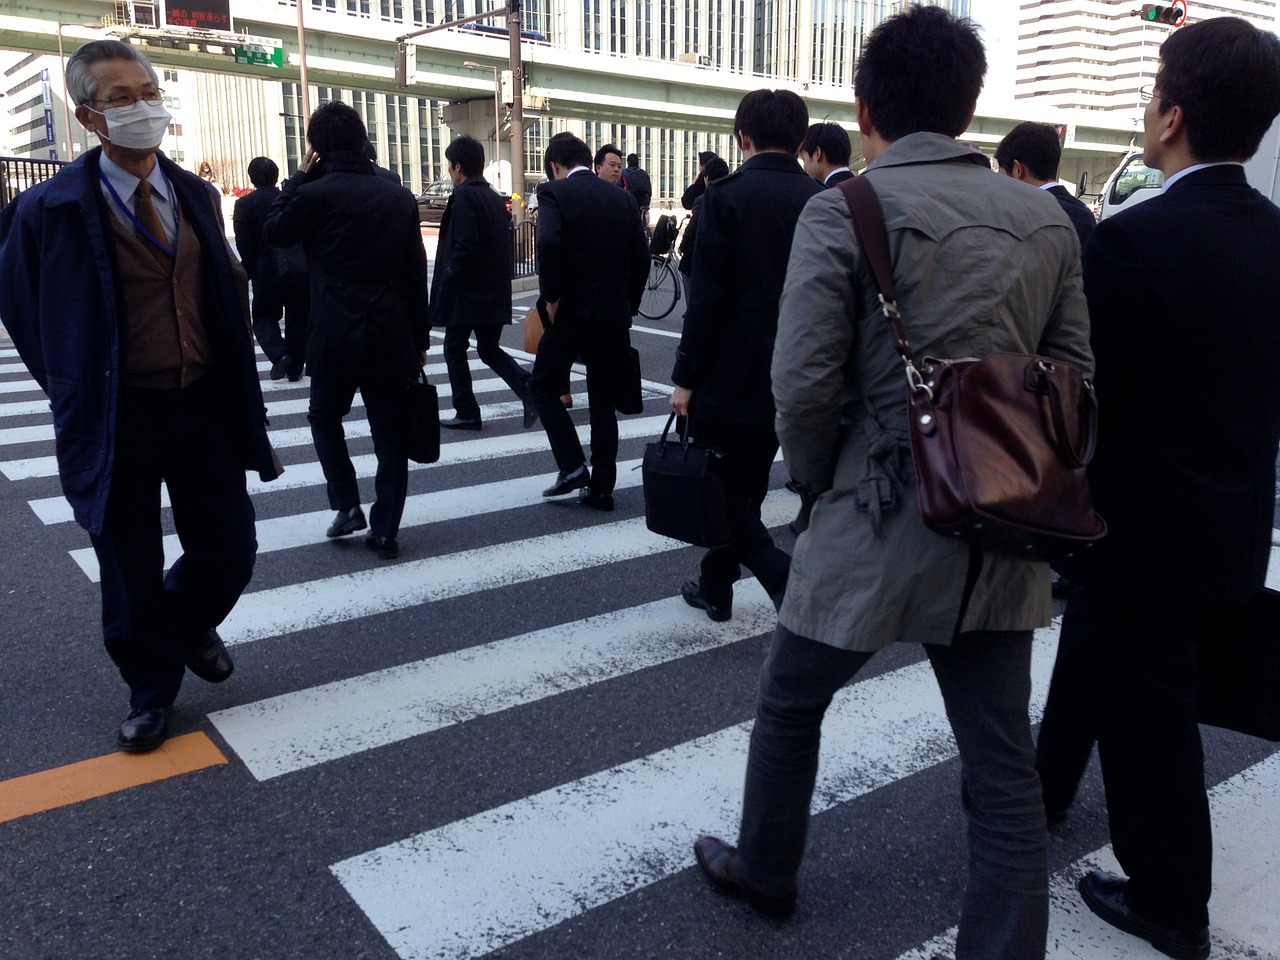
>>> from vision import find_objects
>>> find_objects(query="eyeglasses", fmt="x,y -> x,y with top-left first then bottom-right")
1138,84 -> 1168,104
89,88 -> 165,110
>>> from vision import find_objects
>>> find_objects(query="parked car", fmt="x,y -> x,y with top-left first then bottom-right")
416,179 -> 513,224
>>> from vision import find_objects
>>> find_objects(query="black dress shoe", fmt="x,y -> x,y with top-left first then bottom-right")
543,465 -> 590,497
441,416 -> 482,431
118,706 -> 170,753
270,355 -> 291,381
365,533 -> 400,559
185,628 -> 234,683
681,579 -> 731,622
522,397 -> 539,430
1078,870 -> 1210,960
579,488 -> 614,512
693,836 -> 795,918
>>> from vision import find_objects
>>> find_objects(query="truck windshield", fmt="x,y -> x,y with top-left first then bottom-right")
1112,155 -> 1165,203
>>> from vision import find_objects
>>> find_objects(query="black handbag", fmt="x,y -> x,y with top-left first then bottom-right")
642,413 -> 731,548
1198,589 -> 1280,741
405,370 -> 440,465
616,344 -> 644,415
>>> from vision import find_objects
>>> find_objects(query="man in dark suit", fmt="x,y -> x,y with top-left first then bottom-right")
800,122 -> 854,187
233,156 -> 309,382
531,133 -> 649,511
995,121 -> 1095,250
1069,19 -> 1280,960
431,135 -> 534,432
265,100 -> 429,560
670,89 -> 823,620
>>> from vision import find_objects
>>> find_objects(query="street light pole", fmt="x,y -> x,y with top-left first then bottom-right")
463,60 -> 502,192
295,0 -> 311,157
56,23 -> 78,161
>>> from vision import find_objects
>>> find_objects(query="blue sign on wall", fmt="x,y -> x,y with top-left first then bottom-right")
45,109 -> 55,145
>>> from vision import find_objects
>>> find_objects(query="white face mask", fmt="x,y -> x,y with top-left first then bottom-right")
90,99 -> 172,150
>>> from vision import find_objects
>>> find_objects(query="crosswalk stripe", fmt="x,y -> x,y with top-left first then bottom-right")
330,624 -> 1059,960
896,750 -> 1280,960
0,378 -> 44,396
0,348 -> 19,359
0,399 -> 49,419
19,413 -> 677,521
211,580 -> 778,781
216,494 -> 795,647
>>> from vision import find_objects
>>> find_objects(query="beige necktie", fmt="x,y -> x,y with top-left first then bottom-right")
134,180 -> 173,271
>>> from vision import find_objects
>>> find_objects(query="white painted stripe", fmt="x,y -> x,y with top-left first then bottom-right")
217,493 -> 795,647
0,378 -> 43,396
0,361 -> 30,374
331,624 -> 1060,960
0,399 -> 49,419
21,413 -> 678,522
212,581 -> 778,780
630,323 -> 683,340
896,751 -> 1280,960
0,349 -> 19,359
0,424 -> 49,446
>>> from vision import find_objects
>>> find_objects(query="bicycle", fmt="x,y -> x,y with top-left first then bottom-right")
637,214 -> 689,321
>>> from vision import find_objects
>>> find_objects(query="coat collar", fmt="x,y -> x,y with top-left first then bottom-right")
739,151 -> 807,174
866,132 -> 990,173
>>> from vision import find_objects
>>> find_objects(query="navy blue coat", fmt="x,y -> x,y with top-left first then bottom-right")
0,147 -> 278,536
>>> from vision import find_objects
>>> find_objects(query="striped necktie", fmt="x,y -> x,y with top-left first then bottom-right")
134,180 -> 173,271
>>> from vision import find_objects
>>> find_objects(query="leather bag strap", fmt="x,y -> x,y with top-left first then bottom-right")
839,176 -> 913,364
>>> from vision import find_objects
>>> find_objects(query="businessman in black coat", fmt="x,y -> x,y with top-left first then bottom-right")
531,133 -> 648,511
430,135 -> 534,431
1066,19 -> 1280,960
799,121 -> 855,188
265,101 -> 429,560
671,90 -> 823,621
996,121 -> 1095,250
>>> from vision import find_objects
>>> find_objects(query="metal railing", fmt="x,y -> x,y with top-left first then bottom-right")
511,219 -> 537,279
0,156 -> 67,209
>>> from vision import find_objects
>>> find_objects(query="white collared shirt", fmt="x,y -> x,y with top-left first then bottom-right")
98,152 -> 178,245
1162,161 -> 1244,193
823,167 -> 852,185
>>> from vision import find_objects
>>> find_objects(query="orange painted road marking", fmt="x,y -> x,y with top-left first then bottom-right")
0,732 -> 228,824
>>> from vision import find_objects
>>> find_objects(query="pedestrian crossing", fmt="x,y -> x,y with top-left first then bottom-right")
1,332 -> 1278,960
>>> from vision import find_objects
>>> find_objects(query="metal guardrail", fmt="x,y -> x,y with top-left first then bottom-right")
511,219 -> 537,279
0,156 -> 67,209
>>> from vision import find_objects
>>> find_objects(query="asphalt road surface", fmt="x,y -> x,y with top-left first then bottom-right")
1,285 -> 1277,960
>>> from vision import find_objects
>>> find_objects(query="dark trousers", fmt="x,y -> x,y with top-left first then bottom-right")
442,323 -> 531,421
738,626 -> 1048,960
89,380 -> 257,710
251,272 -> 309,374
1094,588 -> 1212,928
690,419 -> 789,606
529,319 -> 624,495
308,376 -> 409,540
1035,586 -> 1102,815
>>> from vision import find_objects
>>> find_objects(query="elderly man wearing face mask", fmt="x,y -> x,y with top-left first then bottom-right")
0,39 -> 281,753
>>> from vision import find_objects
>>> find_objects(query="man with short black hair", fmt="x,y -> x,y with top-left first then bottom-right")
1068,19 -> 1280,960
799,122 -> 854,186
681,149 -> 720,209
670,89 -> 822,623
622,152 -> 651,219
693,11 -> 1093,957
530,133 -> 648,511
996,121 -> 1095,249
593,143 -> 624,185
432,135 -> 534,432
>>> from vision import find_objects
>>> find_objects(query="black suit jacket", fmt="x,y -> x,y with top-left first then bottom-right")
1046,183 -> 1095,251
673,151 -> 824,425
1083,165 -> 1280,600
429,176 -> 512,328
536,168 -> 648,328
231,184 -> 279,283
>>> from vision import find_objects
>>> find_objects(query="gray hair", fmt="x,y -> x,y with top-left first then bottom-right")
65,39 -> 159,106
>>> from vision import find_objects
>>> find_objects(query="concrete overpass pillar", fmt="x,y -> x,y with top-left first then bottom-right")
441,98 -> 511,193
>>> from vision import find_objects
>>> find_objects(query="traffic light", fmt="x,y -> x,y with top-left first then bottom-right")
1138,4 -> 1183,25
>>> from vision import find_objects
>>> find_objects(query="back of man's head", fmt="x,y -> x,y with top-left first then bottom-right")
65,39 -> 158,106
802,123 -> 852,167
733,89 -> 809,153
1156,16 -> 1280,163
705,157 -> 730,181
994,122 -> 1061,182
855,6 -> 985,143
446,135 -> 485,177
247,156 -> 279,189
627,153 -> 640,167
697,150 -> 718,167
545,132 -> 593,173
306,100 -> 368,158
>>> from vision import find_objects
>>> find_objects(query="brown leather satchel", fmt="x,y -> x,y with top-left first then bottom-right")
839,175 -> 1106,561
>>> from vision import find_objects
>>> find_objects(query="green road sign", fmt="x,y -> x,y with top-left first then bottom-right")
235,39 -> 284,69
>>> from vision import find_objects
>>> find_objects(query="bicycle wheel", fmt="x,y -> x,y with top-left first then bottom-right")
638,256 -> 680,320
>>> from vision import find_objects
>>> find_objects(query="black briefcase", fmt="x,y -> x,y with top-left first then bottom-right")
615,345 -> 644,415
405,371 -> 440,465
642,414 -> 731,548
1198,588 -> 1280,741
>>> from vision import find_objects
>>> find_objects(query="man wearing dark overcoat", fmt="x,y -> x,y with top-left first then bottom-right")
0,40 -> 281,752
431,135 -> 534,432
670,89 -> 823,621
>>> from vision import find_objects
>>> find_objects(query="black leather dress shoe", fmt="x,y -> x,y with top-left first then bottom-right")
270,355 -> 291,381
118,706 -> 171,753
579,489 -> 614,512
522,398 -> 539,430
1078,870 -> 1209,960
441,416 -> 482,431
365,533 -> 400,559
543,465 -> 590,497
681,579 -> 731,622
185,628 -> 234,683
693,836 -> 795,918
